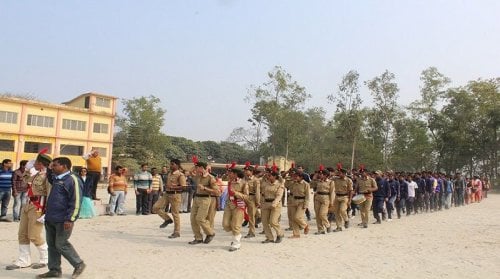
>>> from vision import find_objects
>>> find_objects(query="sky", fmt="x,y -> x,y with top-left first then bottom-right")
1,1 -> 499,142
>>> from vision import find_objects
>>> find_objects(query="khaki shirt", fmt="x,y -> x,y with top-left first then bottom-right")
166,170 -> 186,191
289,180 -> 310,206
333,177 -> 353,194
244,175 -> 261,204
194,173 -> 218,196
312,179 -> 334,205
358,177 -> 377,194
24,170 -> 50,196
261,179 -> 284,209
226,179 -> 249,209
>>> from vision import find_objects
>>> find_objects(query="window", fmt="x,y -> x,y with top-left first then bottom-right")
60,144 -> 84,156
24,142 -> 51,153
0,140 -> 14,151
0,111 -> 18,124
91,147 -> 107,157
95,97 -> 110,108
62,119 -> 86,131
84,96 -> 90,109
93,123 -> 109,134
27,114 -> 54,128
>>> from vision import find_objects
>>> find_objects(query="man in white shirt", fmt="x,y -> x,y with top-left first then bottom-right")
406,175 -> 418,216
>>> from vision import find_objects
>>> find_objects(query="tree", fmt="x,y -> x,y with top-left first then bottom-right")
246,66 -> 311,164
365,70 -> 400,170
113,95 -> 167,170
410,67 -> 451,168
328,70 -> 363,170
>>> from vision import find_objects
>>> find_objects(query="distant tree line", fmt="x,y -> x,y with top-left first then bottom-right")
112,66 -> 499,181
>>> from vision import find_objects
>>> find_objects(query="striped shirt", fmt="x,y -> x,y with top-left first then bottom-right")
0,169 -> 13,191
133,171 -> 152,190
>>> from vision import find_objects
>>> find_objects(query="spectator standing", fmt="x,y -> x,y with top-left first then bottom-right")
83,149 -> 101,200
12,160 -> 28,222
133,164 -> 152,215
0,159 -> 14,222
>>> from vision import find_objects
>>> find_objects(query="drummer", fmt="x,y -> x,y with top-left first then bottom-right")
332,168 -> 353,232
356,168 -> 378,228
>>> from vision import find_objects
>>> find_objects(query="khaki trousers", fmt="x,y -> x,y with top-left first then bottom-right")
222,205 -> 244,236
246,196 -> 258,235
190,197 -> 214,240
207,197 -> 217,230
261,204 -> 283,241
18,204 -> 45,246
314,195 -> 331,232
359,197 -> 373,225
152,193 -> 181,234
289,203 -> 307,236
333,196 -> 349,228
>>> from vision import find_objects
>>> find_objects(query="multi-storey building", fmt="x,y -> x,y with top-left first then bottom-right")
0,92 -> 117,178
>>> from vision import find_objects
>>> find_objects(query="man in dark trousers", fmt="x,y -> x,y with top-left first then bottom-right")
372,171 -> 390,224
36,157 -> 85,279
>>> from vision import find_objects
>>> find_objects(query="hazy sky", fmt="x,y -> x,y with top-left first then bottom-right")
1,1 -> 499,141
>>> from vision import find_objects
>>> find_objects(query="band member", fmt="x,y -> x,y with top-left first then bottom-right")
288,169 -> 310,238
311,166 -> 334,234
222,168 -> 248,251
260,168 -> 285,243
6,151 -> 51,270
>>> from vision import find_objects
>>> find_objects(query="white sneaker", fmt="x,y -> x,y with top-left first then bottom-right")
387,218 -> 393,222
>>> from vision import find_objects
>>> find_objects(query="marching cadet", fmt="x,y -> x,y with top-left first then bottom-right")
260,167 -> 285,243
188,162 -> 219,244
357,169 -> 378,228
152,159 -> 186,238
243,163 -> 260,238
311,166 -> 334,234
287,169 -> 310,238
332,168 -> 353,232
222,168 -> 248,252
6,151 -> 51,270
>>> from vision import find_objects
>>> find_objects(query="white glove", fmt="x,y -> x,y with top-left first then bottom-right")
36,214 -> 45,224
26,159 -> 36,170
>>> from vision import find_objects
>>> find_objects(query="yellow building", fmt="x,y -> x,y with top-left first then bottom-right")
0,92 -> 117,177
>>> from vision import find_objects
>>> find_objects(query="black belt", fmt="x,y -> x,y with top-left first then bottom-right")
249,193 -> 256,196
264,198 -> 275,202
165,191 -> 181,194
335,193 -> 348,196
294,196 -> 305,200
317,192 -> 330,195
195,194 -> 209,198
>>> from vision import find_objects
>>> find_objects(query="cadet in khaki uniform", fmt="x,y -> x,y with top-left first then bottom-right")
284,173 -> 294,231
6,153 -> 51,270
222,168 -> 248,251
153,159 -> 186,238
357,169 -> 378,228
260,170 -> 285,243
189,162 -> 219,244
311,168 -> 334,234
205,165 -> 219,230
243,165 -> 260,238
288,169 -> 310,238
332,169 -> 353,232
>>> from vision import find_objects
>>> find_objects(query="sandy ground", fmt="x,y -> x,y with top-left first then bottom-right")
0,189 -> 499,279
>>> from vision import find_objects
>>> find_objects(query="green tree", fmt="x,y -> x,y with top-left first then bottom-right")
328,70 -> 363,170
246,66 -> 311,164
365,70 -> 400,170
113,95 -> 167,171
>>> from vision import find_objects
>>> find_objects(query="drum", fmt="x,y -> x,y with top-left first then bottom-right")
352,194 -> 366,205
